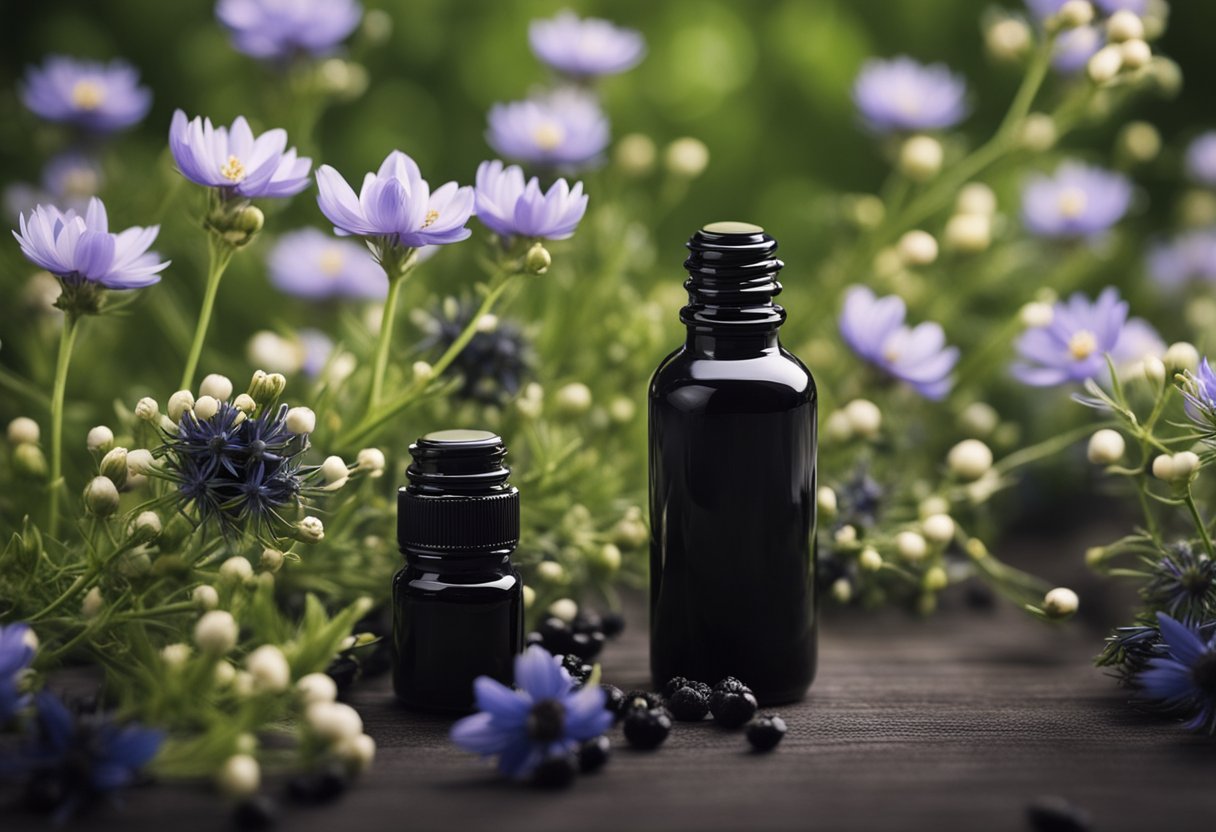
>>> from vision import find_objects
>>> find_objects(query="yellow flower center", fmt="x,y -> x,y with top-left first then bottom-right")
219,155 -> 247,183
1057,186 -> 1088,219
422,209 -> 440,228
318,247 -> 344,277
532,120 -> 566,151
70,79 -> 105,110
61,168 -> 99,198
1068,330 -> 1098,360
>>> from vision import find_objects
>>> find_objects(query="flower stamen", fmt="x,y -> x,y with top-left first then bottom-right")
532,121 -> 566,152
1057,186 -> 1088,219
422,209 -> 440,228
220,155 -> 247,183
318,247 -> 344,277
1068,330 -> 1098,360
70,79 -> 105,110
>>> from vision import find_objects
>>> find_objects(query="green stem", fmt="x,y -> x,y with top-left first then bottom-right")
48,314 -> 81,535
180,235 -> 235,391
994,421 -> 1110,476
1183,488 -> 1215,559
368,268 -> 409,410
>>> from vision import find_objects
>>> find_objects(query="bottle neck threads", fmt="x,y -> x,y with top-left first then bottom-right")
681,222 -> 786,333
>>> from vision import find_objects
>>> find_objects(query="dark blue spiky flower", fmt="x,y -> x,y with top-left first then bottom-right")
160,400 -> 320,539
1143,543 -> 1216,622
1137,612 -> 1216,734
418,300 -> 532,403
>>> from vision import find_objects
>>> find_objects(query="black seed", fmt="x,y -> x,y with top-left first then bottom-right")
536,617 -> 576,654
601,684 -> 625,720
661,676 -> 693,699
711,691 -> 758,729
623,707 -> 672,750
667,686 -> 710,721
1026,796 -> 1092,832
525,631 -> 545,648
745,715 -> 787,751
286,764 -> 347,804
572,611 -> 603,635
600,612 -> 625,638
578,735 -> 611,773
233,794 -> 279,829
558,653 -> 592,685
532,753 -> 577,789
712,676 -> 752,695
569,631 -> 605,661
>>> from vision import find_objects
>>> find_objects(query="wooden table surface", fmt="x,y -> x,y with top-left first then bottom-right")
17,583 -> 1216,832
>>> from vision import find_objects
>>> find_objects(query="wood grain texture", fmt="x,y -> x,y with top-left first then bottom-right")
7,594 -> 1216,832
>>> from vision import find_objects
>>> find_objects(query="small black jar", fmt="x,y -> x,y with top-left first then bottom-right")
392,429 -> 524,712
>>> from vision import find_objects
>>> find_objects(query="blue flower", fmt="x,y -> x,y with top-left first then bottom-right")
0,622 -> 36,724
1020,162 -> 1132,239
170,110 -> 312,200
1147,230 -> 1216,290
486,91 -> 610,169
450,646 -> 612,780
1185,132 -> 1216,187
851,57 -> 968,134
1181,357 -> 1216,432
1052,25 -> 1103,74
1144,543 -> 1216,622
838,286 -> 959,400
216,0 -> 362,61
4,152 -> 103,221
1137,613 -> 1216,733
474,160 -> 588,241
1012,288 -> 1160,386
528,10 -> 646,78
20,56 -> 151,133
13,198 -> 168,292
315,150 -> 474,252
299,328 -> 335,377
1094,0 -> 1145,13
418,299 -> 532,403
267,228 -> 387,300
17,692 -> 163,820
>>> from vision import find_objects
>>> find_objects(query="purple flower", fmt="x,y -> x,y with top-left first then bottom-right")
1185,132 -> 1216,187
1,622 -> 35,724
450,645 -> 612,780
528,10 -> 645,78
5,153 -> 103,220
1053,25 -> 1103,73
1024,0 -> 1067,17
1094,0 -> 1146,13
486,91 -> 610,169
1147,231 -> 1216,290
1181,357 -> 1216,429
474,160 -> 588,241
315,150 -> 474,249
20,56 -> 151,133
299,328 -> 334,377
1012,288 -> 1160,386
169,110 -> 312,199
838,286 -> 959,400
13,198 -> 168,291
216,0 -> 362,60
1137,613 -> 1216,733
1027,0 -> 1146,15
851,57 -> 968,134
267,228 -> 386,300
1020,162 -> 1132,239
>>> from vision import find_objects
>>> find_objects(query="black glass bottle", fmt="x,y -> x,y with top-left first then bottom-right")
392,429 -> 524,712
649,222 -> 818,705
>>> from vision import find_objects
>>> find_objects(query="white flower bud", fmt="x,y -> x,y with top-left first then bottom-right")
859,547 -> 883,572
1165,342 -> 1200,373
555,382 -> 593,415
219,556 -> 254,584
134,397 -> 159,422
957,183 -> 997,217
192,395 -> 220,422
831,578 -> 852,603
161,642 -> 191,668
86,425 -> 115,452
843,399 -> 882,439
260,547 -> 285,573
959,402 -> 999,438
1120,39 -> 1151,69
99,447 -> 128,487
296,516 -> 325,543
213,660 -> 236,687
525,243 -> 551,275
897,230 -> 938,266
233,393 -> 256,414
195,610 -> 238,654
1087,429 -> 1126,465
1143,356 -> 1166,386
834,525 -> 857,546
615,133 -> 657,176
1057,0 -> 1094,28
898,135 -> 943,182
412,361 -> 434,383
132,510 -> 162,540
1019,301 -> 1054,329
246,645 -> 291,693
824,410 -> 853,443
537,561 -> 566,583
1087,45 -> 1124,83
1118,121 -> 1160,163
357,447 -> 386,477
1042,587 -> 1079,618
548,598 -> 579,623
1173,451 -> 1201,479
306,701 -> 363,743
126,448 -> 155,476
1106,10 -> 1144,42
321,455 -> 349,489
232,670 -> 255,698
285,406 -> 316,435
8,417 -> 40,445
167,390 -> 195,423
199,374 -> 234,401
592,542 -> 622,573
1151,453 -> 1176,481
192,584 -> 219,610
921,514 -> 956,545
22,628 -> 39,651
335,733 -> 377,773
297,672 -> 338,705
13,444 -> 47,478
217,754 -> 260,797
923,566 -> 949,591
985,17 -> 1032,61
247,331 -> 303,374
664,137 -> 710,178
83,475 -> 120,516
609,396 -> 637,423
817,486 -> 838,518
81,586 -> 103,618
1020,113 -> 1057,152
944,213 -> 991,253
948,439 -> 994,481
896,531 -> 928,561
522,585 -> 536,609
